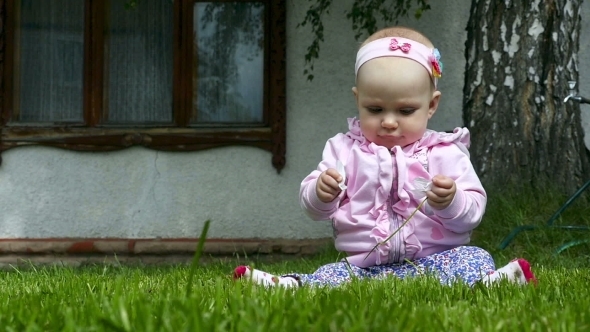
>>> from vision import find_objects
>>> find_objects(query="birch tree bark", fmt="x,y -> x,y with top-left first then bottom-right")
463,0 -> 590,193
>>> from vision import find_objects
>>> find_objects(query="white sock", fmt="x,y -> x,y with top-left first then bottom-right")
233,265 -> 300,288
481,258 -> 537,286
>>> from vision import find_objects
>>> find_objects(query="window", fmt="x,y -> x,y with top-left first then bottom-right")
0,0 -> 286,172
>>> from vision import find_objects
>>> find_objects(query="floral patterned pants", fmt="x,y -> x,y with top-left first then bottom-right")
289,246 -> 495,287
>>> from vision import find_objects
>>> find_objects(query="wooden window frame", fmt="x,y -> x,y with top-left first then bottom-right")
0,0 -> 286,172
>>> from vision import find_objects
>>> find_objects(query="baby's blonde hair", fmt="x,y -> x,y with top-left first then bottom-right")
361,26 -> 434,49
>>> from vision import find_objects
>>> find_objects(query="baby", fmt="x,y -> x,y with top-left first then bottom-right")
233,26 -> 536,288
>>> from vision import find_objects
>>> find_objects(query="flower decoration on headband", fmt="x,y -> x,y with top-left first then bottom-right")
389,38 -> 411,53
430,48 -> 443,78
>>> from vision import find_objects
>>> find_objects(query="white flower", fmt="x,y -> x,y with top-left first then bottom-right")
336,161 -> 347,190
410,177 -> 434,215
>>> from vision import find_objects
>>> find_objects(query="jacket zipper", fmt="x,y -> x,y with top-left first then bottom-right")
387,200 -> 405,264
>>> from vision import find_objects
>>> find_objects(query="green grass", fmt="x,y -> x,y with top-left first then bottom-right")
1,188 -> 590,331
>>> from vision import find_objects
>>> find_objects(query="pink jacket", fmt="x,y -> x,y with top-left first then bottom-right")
300,118 -> 487,268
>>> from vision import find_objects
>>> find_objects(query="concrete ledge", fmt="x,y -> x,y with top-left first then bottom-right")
0,238 -> 333,256
0,253 -> 310,269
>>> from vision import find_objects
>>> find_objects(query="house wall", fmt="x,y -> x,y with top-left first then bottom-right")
1,0 -> 589,244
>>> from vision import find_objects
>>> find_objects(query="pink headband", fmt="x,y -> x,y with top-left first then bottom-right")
355,37 -> 443,87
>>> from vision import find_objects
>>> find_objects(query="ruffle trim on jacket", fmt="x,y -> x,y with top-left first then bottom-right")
365,141 -> 393,266
390,144 -> 421,260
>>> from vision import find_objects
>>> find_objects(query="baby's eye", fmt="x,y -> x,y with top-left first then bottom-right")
400,109 -> 416,115
367,107 -> 382,113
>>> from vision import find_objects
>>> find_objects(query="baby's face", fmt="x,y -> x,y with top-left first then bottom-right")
353,57 -> 440,149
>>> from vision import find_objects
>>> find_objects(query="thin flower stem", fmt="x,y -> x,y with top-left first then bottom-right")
363,198 -> 428,262
404,258 -> 423,275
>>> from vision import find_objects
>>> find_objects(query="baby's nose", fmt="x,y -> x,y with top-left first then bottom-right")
382,115 -> 398,128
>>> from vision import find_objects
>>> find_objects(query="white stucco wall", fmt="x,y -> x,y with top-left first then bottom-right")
1,0 -> 589,240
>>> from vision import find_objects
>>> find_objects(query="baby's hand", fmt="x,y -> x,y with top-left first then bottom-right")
316,168 -> 343,203
426,175 -> 456,210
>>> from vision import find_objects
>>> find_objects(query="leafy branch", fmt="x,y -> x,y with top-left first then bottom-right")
298,0 -> 431,81
124,0 -> 139,10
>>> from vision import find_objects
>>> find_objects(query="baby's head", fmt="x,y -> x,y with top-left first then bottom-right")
352,26 -> 443,149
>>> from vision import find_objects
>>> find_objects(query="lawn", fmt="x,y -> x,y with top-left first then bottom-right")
1,187 -> 589,331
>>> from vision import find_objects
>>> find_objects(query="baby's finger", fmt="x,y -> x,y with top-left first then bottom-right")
432,175 -> 454,189
426,191 -> 439,202
318,173 -> 339,190
324,168 -> 343,183
426,190 -> 448,203
429,186 -> 452,197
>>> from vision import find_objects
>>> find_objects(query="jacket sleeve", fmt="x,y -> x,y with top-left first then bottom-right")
427,142 -> 487,233
299,134 -> 353,221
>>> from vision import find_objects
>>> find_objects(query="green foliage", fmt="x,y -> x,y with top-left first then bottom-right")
124,0 -> 139,10
298,0 -> 431,81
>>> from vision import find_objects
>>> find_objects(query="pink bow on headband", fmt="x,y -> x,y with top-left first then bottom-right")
389,38 -> 411,53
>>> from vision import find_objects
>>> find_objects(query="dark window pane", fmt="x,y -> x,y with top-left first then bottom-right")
105,0 -> 174,124
14,0 -> 84,123
193,2 -> 264,124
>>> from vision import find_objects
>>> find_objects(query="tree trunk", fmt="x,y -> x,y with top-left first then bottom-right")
463,0 -> 590,194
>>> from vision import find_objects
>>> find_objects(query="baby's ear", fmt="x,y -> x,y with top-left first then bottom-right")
352,87 -> 359,104
428,90 -> 441,118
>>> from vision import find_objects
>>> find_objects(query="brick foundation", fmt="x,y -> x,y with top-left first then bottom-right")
0,238 -> 333,267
